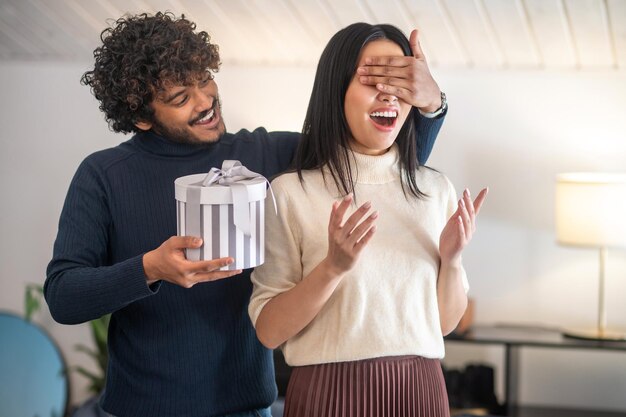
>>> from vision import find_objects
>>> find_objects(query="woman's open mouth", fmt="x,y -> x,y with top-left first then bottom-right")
369,110 -> 398,131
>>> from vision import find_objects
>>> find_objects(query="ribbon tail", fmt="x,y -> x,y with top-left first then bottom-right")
266,181 -> 278,216
231,183 -> 252,236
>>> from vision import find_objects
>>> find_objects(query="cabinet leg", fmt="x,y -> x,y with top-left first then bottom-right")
504,344 -> 520,416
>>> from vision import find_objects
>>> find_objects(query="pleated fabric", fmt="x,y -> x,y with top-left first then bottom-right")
283,356 -> 449,417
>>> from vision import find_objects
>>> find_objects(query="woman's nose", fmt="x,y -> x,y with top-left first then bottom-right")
378,91 -> 398,103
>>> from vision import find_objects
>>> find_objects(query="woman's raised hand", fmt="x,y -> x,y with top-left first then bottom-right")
323,194 -> 378,276
439,188 -> 489,266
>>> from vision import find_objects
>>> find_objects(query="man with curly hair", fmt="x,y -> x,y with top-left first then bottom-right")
45,11 -> 448,417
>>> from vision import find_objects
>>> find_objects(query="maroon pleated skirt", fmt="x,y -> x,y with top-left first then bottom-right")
283,355 -> 450,417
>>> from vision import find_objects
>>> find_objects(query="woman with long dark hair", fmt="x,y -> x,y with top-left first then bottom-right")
249,22 -> 487,417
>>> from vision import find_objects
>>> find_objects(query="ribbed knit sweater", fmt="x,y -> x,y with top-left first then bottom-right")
250,145 -> 467,367
45,115 -> 442,416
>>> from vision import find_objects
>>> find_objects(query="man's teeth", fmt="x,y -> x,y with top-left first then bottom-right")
198,109 -> 215,123
370,111 -> 397,118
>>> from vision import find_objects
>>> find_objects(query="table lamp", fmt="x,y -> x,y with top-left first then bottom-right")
555,173 -> 626,341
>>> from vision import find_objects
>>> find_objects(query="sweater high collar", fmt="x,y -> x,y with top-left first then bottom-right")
131,130 -> 219,157
348,144 -> 400,184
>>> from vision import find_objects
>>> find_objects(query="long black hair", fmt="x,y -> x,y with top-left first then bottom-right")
295,22 -> 426,199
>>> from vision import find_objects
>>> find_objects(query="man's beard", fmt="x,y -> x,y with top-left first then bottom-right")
152,96 -> 225,145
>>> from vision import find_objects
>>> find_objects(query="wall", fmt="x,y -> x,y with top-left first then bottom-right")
1,61 -> 625,410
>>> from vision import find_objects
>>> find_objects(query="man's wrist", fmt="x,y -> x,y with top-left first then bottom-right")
143,251 -> 158,282
418,91 -> 447,118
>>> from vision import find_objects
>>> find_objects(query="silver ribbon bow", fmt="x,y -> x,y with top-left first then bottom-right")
201,160 -> 276,236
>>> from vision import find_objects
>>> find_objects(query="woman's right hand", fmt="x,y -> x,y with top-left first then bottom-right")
323,194 -> 378,276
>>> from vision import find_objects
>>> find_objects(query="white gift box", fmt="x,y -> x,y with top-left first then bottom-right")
174,161 -> 269,270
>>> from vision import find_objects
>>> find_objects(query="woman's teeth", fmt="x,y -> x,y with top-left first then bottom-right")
369,110 -> 397,126
369,110 -> 397,118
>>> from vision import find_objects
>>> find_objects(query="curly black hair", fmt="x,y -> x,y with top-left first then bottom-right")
81,12 -> 221,134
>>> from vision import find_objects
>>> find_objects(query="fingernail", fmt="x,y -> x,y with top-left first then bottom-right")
371,211 -> 379,218
357,67 -> 366,74
227,258 -> 234,264
363,201 -> 371,209
459,198 -> 465,207
194,238 -> 203,245
464,188 -> 470,198
365,57 -> 372,64
376,83 -> 384,90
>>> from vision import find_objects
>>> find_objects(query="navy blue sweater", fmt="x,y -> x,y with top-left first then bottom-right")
45,119 -> 442,416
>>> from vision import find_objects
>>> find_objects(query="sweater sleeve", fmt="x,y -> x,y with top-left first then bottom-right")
45,158 -> 158,325
415,110 -> 445,165
248,177 -> 303,327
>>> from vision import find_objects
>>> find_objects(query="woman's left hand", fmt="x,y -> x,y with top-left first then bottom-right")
356,29 -> 441,112
439,188 -> 489,266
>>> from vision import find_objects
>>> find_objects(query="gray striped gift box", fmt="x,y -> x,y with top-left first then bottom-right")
174,173 -> 267,270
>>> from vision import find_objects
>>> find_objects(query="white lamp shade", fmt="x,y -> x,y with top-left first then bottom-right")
556,173 -> 626,248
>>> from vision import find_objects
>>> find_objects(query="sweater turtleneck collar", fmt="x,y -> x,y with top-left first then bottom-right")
131,130 -> 220,157
347,143 -> 400,184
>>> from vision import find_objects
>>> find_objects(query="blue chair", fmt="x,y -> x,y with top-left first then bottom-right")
0,311 -> 68,417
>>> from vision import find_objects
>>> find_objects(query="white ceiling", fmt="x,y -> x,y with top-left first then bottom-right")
0,0 -> 625,70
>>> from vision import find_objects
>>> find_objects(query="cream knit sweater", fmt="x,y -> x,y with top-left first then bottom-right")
249,145 -> 467,366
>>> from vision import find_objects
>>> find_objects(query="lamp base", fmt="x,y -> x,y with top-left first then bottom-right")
563,329 -> 626,342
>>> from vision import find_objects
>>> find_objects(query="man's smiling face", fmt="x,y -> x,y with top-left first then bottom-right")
136,73 -> 226,144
